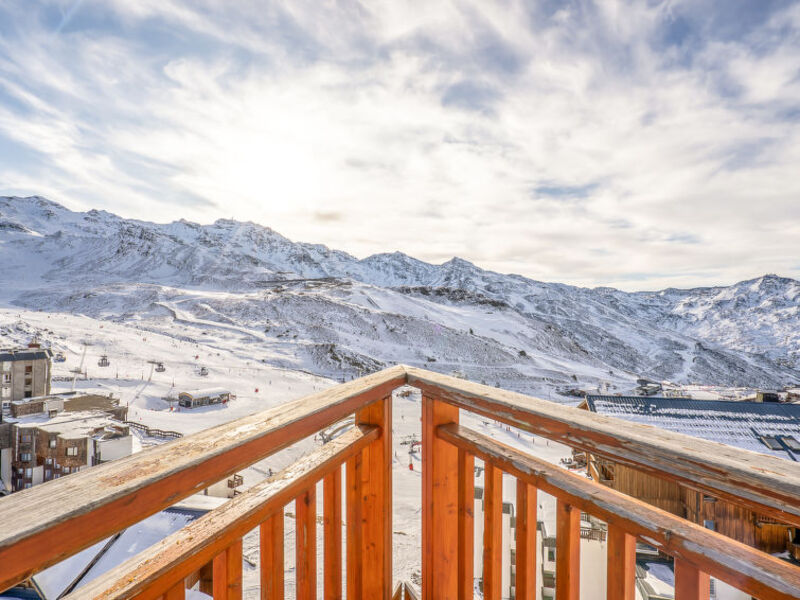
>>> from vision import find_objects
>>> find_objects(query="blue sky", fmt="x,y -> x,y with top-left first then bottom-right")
0,0 -> 799,290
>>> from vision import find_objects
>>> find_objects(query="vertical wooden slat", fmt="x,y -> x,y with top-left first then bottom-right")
482,463 -> 503,600
213,540 -> 242,600
422,396 -> 460,600
164,581 -> 185,600
355,397 -> 392,600
555,499 -> 580,600
198,562 -> 214,595
515,482 -> 537,600
261,513 -> 284,600
675,559 -> 711,600
346,454 -> 362,600
457,449 -> 474,600
324,468 -> 343,600
296,488 -> 317,600
607,524 -> 636,600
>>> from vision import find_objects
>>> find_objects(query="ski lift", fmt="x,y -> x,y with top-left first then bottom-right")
54,352 -> 66,363
155,362 -> 166,373
198,366 -> 209,377
98,355 -> 110,368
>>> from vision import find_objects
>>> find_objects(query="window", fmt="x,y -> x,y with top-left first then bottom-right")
23,391 -> 31,398
24,366 -> 32,374
66,446 -> 78,456
45,457 -> 52,465
24,483 -> 31,489
24,468 -> 32,477
547,548 -> 555,562
49,438 -> 57,448
2,373 -> 10,384
44,469 -> 51,478
704,520 -> 716,531
63,466 -> 70,474
20,434 -> 31,443
20,453 -> 31,462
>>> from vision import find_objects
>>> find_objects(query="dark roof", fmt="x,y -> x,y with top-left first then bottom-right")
585,395 -> 800,460
0,348 -> 53,362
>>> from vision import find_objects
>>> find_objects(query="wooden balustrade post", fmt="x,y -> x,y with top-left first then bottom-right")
324,468 -> 343,600
422,395 -> 460,600
555,499 -> 580,600
457,449 -> 474,600
346,454 -> 362,600
213,539 -> 242,600
482,464 -> 503,600
296,488 -> 317,600
353,396 -> 392,599
675,559 -> 711,600
515,482 -> 537,600
607,524 -> 635,600
261,513 -> 285,600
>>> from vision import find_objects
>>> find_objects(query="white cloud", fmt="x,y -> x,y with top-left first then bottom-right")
0,0 -> 798,290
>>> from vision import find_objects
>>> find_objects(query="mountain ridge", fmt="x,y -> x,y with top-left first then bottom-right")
1,195 -> 797,391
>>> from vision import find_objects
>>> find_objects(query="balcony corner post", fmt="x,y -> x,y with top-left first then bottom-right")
422,395 -> 460,600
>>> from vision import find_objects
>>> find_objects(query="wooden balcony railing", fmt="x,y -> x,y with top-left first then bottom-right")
1,365 -> 800,600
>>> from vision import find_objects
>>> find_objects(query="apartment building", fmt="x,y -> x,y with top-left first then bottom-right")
0,346 -> 53,405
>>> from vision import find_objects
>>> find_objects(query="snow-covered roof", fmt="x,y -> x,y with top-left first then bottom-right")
16,411 -> 126,440
32,507 -> 202,599
178,387 -> 230,398
0,348 -> 52,362
586,395 -> 800,460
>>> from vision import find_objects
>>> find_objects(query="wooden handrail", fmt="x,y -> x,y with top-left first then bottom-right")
0,365 -> 405,591
407,366 -> 800,527
62,425 -> 379,600
437,422 -> 800,600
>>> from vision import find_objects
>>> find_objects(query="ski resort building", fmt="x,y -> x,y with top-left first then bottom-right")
0,346 -> 52,406
581,395 -> 800,561
1,367 -> 799,600
1,409 -> 132,493
177,387 -> 231,409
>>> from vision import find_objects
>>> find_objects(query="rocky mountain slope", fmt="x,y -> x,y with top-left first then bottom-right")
1,195 -> 797,393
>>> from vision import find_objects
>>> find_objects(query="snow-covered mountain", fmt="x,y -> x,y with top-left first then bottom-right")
1,195 -> 798,392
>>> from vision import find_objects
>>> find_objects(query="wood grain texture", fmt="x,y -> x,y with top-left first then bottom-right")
606,525 -> 636,600
260,514 -> 284,600
675,559 -> 710,600
482,463 -> 503,600
407,366 -> 800,527
0,367 -> 405,591
213,540 -> 242,600
421,396 -> 460,600
437,422 -> 800,600
345,454 -> 362,600
295,489 -> 316,600
457,449 -> 474,600
555,499 -> 580,600
61,425 -> 379,600
163,582 -> 185,600
514,482 -> 537,600
354,397 -> 392,599
323,469 -> 342,600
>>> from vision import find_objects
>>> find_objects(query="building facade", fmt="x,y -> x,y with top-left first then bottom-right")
0,347 -> 53,405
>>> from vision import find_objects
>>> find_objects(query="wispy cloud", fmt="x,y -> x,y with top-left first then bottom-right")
0,0 -> 798,290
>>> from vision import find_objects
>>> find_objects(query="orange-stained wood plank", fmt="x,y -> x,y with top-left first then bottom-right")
422,396 -> 460,600
0,367 -> 406,592
555,499 -> 580,600
457,449 -> 474,600
675,559 -> 710,600
261,513 -> 284,600
515,481 -> 537,600
607,525 -> 635,600
323,468 -> 343,600
437,423 -> 800,600
355,397 -> 392,600
296,488 -> 317,600
482,464 -> 502,600
164,581 -> 185,600
213,540 -> 242,600
346,454 -> 362,600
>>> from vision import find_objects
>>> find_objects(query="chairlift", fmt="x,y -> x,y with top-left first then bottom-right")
54,352 -> 66,363
155,362 -> 166,373
98,355 -> 110,368
199,366 -> 209,376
